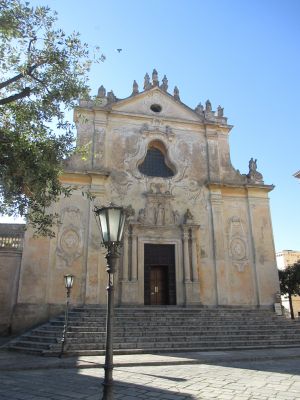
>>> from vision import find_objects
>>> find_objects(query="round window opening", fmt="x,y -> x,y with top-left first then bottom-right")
150,104 -> 162,113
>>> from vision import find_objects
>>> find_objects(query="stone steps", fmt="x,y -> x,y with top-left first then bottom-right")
7,306 -> 300,356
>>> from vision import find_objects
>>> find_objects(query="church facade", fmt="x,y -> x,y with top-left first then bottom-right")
9,70 -> 280,332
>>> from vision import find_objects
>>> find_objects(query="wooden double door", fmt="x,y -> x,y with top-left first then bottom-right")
144,244 -> 176,305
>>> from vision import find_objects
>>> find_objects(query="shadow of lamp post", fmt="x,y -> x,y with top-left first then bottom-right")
59,274 -> 74,358
94,203 -> 126,400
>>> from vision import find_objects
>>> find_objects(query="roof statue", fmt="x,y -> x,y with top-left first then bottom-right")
205,100 -> 212,112
97,85 -> 106,98
195,103 -> 204,115
247,158 -> 264,184
107,90 -> 117,103
217,105 -> 224,117
152,69 -> 159,87
173,86 -> 180,101
132,80 -> 139,95
160,75 -> 168,92
143,73 -> 151,90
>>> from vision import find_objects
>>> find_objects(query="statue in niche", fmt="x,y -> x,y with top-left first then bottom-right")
144,73 -> 151,90
184,208 -> 194,224
132,80 -> 139,95
138,208 -> 146,224
205,99 -> 212,112
160,75 -> 168,91
173,86 -> 180,101
217,105 -> 224,117
156,203 -> 165,225
152,69 -> 159,86
173,210 -> 180,224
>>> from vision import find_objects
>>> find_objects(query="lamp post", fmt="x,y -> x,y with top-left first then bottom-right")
59,274 -> 74,358
94,203 -> 126,400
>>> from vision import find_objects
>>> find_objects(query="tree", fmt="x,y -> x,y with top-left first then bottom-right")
278,261 -> 300,319
0,0 -> 102,236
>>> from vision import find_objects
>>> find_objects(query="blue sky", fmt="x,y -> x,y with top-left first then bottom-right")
3,0 -> 300,252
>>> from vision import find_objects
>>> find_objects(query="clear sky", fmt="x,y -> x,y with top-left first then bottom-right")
3,0 -> 300,253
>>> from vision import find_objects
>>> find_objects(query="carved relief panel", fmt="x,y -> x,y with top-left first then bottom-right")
227,216 -> 249,272
56,207 -> 84,267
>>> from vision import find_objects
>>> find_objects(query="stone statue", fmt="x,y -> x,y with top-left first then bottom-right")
205,100 -> 212,112
249,158 -> 257,172
97,85 -> 106,98
195,103 -> 204,115
132,80 -> 139,95
152,69 -> 159,87
217,105 -> 224,117
144,73 -> 151,90
160,75 -> 168,92
107,90 -> 116,103
156,203 -> 165,225
173,210 -> 180,224
247,158 -> 264,184
173,86 -> 180,101
137,208 -> 145,224
125,205 -> 135,221
184,208 -> 194,224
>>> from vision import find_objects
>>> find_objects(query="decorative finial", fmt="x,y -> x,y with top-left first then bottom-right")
144,73 -> 151,90
217,105 -> 224,117
195,103 -> 204,115
107,90 -> 116,103
152,68 -> 159,87
173,86 -> 180,101
97,85 -> 106,98
132,80 -> 139,95
205,99 -> 212,112
160,75 -> 168,92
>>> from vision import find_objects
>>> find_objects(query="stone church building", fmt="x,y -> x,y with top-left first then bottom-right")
1,70 -> 280,333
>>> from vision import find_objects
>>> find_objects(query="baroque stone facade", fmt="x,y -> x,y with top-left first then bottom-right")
7,71 -> 280,332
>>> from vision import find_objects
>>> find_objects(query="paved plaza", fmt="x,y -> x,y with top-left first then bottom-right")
0,347 -> 300,399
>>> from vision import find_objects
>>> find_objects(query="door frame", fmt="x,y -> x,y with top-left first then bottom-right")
144,243 -> 177,305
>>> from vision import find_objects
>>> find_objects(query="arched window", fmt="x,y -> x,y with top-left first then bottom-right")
138,141 -> 175,178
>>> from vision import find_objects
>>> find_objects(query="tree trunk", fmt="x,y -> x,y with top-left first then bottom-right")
288,293 -> 295,319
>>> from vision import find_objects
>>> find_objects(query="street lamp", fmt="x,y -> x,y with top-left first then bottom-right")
94,203 -> 126,400
59,274 -> 74,357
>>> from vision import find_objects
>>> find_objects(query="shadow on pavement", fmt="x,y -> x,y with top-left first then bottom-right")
0,367 -> 194,400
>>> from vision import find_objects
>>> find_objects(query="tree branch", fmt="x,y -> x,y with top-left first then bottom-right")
0,87 -> 31,105
0,62 -> 44,90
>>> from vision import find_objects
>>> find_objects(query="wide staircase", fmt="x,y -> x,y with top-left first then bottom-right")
6,306 -> 300,356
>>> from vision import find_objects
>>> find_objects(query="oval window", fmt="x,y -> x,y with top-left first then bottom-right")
150,104 -> 162,113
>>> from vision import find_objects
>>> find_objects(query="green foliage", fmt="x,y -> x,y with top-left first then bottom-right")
0,0 -> 102,236
278,261 -> 300,319
278,262 -> 300,297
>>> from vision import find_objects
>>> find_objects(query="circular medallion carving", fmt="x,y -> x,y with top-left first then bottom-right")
60,229 -> 80,254
230,238 -> 246,260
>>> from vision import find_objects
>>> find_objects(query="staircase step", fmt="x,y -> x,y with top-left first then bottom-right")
7,306 -> 300,356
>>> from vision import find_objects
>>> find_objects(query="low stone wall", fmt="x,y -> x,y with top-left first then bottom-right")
0,223 -> 25,335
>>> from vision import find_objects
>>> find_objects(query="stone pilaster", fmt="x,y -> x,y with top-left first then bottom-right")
183,228 -> 191,282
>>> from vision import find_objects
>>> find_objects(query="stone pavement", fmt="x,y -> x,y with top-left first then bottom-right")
0,346 -> 300,399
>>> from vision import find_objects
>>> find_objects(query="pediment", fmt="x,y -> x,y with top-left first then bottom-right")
111,88 -> 201,122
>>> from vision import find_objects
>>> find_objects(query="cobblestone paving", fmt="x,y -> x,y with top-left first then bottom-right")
1,358 -> 300,400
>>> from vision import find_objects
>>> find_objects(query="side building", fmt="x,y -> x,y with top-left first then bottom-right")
1,71 -> 280,334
